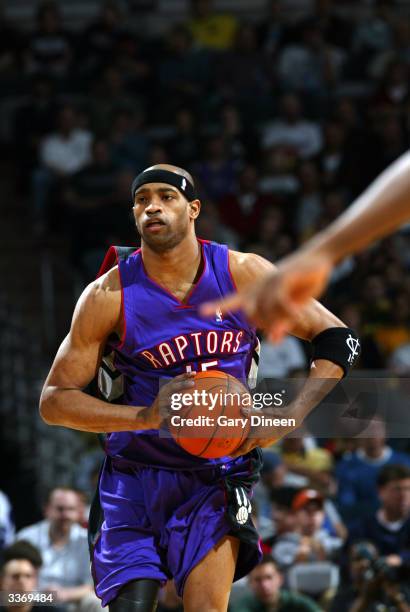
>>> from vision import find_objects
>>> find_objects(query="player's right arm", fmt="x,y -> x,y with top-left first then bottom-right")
40,267 -> 195,433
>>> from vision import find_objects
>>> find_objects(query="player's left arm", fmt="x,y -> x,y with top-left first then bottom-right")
229,251 -> 360,452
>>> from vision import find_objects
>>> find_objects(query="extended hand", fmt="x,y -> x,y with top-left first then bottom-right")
201,251 -> 333,341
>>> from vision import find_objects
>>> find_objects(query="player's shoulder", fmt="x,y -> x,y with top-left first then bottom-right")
82,266 -> 121,307
228,250 -> 276,289
72,266 -> 122,338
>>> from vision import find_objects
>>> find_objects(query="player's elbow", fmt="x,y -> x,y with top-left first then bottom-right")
39,387 -> 61,425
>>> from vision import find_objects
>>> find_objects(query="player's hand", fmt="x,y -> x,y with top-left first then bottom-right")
229,406 -> 294,457
140,372 -> 196,429
201,251 -> 333,342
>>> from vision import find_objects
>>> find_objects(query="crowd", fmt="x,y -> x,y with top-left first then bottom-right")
1,0 -> 410,610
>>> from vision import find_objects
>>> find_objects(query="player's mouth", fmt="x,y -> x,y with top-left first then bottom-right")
145,219 -> 166,232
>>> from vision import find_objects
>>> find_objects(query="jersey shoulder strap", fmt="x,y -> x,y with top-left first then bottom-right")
96,245 -> 138,278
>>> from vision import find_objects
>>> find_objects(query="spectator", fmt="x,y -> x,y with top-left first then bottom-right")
188,0 -> 238,51
0,490 -> 14,552
330,540 -> 410,612
349,464 -> 410,567
317,121 -> 349,188
276,18 -> 345,100
257,336 -> 307,380
15,487 -> 100,612
336,418 -> 410,523
196,200 -> 239,249
25,1 -> 72,76
261,94 -> 323,159
78,0 -> 128,74
219,165 -> 276,242
280,437 -> 335,493
272,489 -> 343,570
88,65 -> 140,131
0,540 -> 65,612
229,555 -> 321,611
31,105 -> 93,231
258,0 -> 286,57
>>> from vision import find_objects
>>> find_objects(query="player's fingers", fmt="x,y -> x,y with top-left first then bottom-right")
200,291 -> 245,317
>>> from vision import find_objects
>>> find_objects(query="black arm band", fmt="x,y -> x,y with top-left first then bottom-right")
311,327 -> 361,377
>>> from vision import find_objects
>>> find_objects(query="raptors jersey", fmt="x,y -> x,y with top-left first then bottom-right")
98,239 -> 259,469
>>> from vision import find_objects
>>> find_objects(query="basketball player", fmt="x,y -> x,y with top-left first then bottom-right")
202,150 -> 410,340
39,165 -> 359,612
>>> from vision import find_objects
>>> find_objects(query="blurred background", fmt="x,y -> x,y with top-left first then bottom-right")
0,0 -> 409,610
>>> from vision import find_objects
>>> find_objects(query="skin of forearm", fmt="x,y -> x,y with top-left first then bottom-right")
305,151 -> 410,264
287,359 -> 343,428
40,386 -> 150,433
266,359 -> 343,443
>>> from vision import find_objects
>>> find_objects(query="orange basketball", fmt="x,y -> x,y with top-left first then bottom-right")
168,370 -> 251,459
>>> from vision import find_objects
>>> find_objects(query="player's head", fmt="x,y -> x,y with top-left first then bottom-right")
0,541 -> 42,593
248,555 -> 283,605
131,164 -> 201,253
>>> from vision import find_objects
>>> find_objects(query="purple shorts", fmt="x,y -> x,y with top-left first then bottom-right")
91,454 -> 262,607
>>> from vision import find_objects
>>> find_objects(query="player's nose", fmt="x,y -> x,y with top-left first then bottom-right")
145,196 -> 163,213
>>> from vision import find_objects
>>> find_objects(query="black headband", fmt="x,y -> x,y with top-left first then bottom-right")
131,169 -> 196,202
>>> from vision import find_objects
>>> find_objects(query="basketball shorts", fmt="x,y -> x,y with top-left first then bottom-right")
90,451 -> 262,607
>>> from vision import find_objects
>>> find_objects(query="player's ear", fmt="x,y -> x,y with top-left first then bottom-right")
189,199 -> 201,219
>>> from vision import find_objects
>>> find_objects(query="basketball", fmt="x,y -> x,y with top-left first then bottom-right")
168,370 -> 251,459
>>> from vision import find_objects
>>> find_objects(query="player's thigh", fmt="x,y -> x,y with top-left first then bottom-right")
108,579 -> 160,612
183,535 -> 239,612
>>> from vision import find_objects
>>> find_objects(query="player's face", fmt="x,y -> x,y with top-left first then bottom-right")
2,559 -> 38,593
133,183 -> 199,252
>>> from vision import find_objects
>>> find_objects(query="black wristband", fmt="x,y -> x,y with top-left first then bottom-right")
311,327 -> 361,377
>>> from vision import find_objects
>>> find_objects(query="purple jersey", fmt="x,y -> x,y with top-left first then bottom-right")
102,239 -> 258,470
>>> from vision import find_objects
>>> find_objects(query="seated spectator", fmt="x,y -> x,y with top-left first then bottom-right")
272,489 -> 343,570
336,418 -> 410,523
188,0 -> 237,51
0,540 -> 65,612
276,18 -> 345,100
261,94 -> 322,159
16,487 -> 100,612
31,105 -> 93,232
25,1 -> 73,76
317,121 -> 349,189
280,437 -> 334,493
0,490 -> 14,552
257,147 -> 299,197
77,0 -> 136,78
257,335 -> 307,380
330,540 -> 410,612
219,165 -> 277,243
229,555 -> 321,611
349,464 -> 410,568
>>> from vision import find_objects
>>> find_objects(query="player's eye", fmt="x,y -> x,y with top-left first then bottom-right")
162,194 -> 174,201
135,196 -> 147,205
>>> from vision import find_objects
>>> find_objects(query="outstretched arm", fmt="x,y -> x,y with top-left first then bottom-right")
202,151 -> 410,338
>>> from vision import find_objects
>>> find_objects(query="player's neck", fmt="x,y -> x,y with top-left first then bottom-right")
142,236 -> 201,284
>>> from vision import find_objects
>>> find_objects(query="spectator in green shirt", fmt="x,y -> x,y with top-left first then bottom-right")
229,555 -> 321,612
